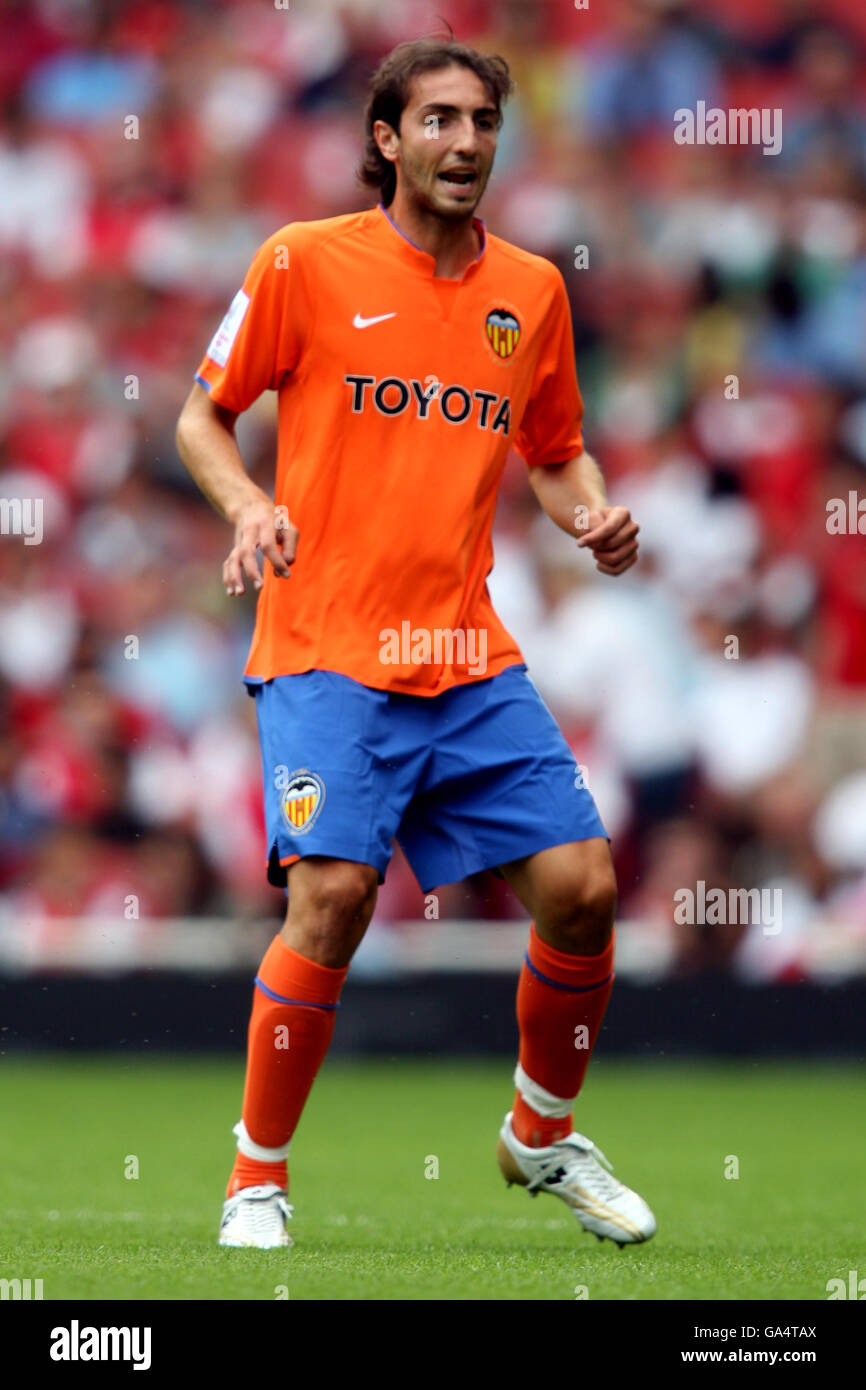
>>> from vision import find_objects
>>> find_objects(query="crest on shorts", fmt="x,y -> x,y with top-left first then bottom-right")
281,770 -> 325,835
485,307 -> 521,361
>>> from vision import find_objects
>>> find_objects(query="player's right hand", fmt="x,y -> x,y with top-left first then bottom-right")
223,490 -> 298,596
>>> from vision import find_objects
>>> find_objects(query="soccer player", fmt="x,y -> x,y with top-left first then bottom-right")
176,36 -> 656,1251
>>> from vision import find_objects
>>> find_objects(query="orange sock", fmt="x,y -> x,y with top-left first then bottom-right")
512,923 -> 614,1148
226,936 -> 348,1197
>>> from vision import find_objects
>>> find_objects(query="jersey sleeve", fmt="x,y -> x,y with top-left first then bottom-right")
513,269 -> 584,467
194,228 -> 305,413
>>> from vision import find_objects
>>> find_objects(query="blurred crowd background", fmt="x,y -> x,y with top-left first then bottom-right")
2,0 -> 866,980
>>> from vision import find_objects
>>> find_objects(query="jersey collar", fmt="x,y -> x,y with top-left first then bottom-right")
376,202 -> 487,279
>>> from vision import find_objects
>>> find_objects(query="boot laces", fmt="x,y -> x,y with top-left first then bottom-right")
241,1189 -> 292,1234
527,1132 -> 621,1199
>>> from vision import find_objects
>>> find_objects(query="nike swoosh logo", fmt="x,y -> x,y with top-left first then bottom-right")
353,312 -> 397,329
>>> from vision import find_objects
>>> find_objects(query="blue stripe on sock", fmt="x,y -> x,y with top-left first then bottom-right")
523,953 -> 613,994
254,976 -> 340,1010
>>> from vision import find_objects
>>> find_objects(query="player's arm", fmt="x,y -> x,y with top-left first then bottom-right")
175,382 -> 296,596
518,269 -> 638,578
527,450 -> 639,577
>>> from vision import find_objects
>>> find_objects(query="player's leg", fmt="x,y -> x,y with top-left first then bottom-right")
227,858 -> 377,1178
496,840 -> 655,1245
220,671 -> 422,1247
220,857 -> 379,1248
499,836 -> 616,1148
395,665 -> 655,1244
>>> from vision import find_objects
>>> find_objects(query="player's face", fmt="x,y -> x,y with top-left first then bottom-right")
384,65 -> 499,219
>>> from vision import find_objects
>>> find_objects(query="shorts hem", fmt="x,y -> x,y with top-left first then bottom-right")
266,839 -> 388,888
406,822 -> 610,895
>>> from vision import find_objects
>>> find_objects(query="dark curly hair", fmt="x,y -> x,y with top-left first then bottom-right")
358,38 -> 514,207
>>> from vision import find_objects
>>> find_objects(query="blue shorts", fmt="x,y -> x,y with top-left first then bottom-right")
248,663 -> 607,894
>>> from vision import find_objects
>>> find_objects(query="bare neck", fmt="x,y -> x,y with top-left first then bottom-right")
386,193 -> 480,280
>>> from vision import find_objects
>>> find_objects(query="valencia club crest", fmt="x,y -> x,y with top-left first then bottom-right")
485,307 -> 521,361
281,770 -> 325,835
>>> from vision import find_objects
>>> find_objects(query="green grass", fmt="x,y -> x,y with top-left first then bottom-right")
0,1057 -> 863,1300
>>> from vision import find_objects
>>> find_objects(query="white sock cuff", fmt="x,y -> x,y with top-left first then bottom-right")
233,1119 -> 290,1163
513,1063 -> 575,1119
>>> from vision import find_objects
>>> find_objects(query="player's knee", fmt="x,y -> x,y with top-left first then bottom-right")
541,864 -> 617,954
580,867 -> 617,938
292,860 -> 378,929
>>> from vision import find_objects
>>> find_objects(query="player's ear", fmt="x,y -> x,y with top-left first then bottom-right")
373,119 -> 400,164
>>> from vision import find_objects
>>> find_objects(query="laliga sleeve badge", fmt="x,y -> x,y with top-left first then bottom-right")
206,288 -> 250,367
281,770 -> 326,834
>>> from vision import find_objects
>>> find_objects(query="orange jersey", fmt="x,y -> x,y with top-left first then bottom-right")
195,205 -> 584,695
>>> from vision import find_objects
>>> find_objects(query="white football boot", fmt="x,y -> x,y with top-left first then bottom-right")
218,1185 -> 294,1249
497,1111 -> 656,1247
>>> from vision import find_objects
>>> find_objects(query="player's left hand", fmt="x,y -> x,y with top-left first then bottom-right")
576,506 -> 639,576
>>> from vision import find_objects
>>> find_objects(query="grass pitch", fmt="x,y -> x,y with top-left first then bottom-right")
1,1057 -> 862,1301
